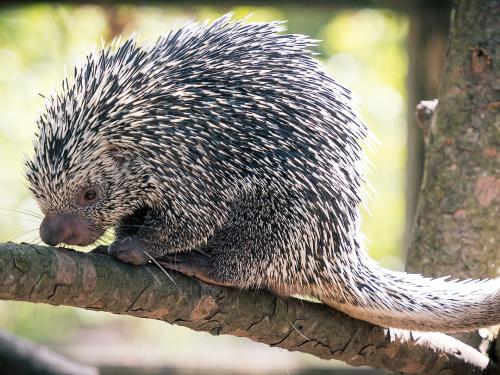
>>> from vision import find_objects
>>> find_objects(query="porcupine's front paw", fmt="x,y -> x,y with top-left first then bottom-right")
109,236 -> 150,266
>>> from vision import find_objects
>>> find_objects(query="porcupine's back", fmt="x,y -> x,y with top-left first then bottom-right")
144,16 -> 368,202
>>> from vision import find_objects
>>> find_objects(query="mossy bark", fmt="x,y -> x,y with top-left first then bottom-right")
407,0 -> 499,280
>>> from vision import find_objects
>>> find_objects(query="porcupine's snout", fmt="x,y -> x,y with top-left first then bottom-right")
40,213 -> 100,246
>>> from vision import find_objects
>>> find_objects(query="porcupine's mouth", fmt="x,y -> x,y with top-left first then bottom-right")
119,206 -> 151,236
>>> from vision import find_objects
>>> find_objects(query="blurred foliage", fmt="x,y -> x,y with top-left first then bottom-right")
0,3 -> 408,371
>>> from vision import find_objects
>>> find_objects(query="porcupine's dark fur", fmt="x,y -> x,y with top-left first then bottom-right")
26,14 -> 500,332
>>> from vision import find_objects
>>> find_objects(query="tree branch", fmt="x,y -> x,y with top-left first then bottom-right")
0,329 -> 97,375
0,242 -> 497,374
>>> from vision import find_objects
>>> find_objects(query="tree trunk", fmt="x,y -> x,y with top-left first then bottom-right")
407,0 -> 499,280
406,0 -> 499,354
404,3 -> 450,249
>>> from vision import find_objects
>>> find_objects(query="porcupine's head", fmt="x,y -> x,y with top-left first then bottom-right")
25,39 -> 158,247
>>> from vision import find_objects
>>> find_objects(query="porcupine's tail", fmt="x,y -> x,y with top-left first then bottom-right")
318,255 -> 500,332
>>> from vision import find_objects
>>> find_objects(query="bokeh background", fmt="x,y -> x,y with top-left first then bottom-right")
0,2 -> 449,374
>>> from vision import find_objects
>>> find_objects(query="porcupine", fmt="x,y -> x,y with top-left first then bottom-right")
25,14 -> 500,332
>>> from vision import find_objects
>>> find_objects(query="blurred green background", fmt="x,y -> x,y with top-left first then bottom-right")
0,2 -> 445,373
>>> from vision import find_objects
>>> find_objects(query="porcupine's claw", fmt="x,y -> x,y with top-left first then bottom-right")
109,236 -> 150,266
158,251 -> 229,286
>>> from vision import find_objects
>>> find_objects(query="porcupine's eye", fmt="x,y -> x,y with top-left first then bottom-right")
77,186 -> 99,206
84,190 -> 97,201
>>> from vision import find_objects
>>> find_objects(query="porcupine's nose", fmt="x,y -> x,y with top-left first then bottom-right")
40,213 -> 80,246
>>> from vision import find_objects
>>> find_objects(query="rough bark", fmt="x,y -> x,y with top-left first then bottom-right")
406,0 -> 500,352
406,0 -> 499,279
0,242 -> 497,375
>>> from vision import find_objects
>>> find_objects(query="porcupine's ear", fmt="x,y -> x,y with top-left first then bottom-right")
103,143 -> 127,165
